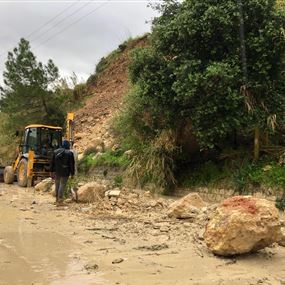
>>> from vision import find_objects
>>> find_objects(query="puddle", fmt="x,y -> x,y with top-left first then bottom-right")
0,199 -> 106,285
0,231 -> 102,285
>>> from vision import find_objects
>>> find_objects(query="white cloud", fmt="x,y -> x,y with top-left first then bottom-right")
0,0 -> 159,85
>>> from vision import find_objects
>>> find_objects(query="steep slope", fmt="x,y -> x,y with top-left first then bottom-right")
74,35 -> 148,152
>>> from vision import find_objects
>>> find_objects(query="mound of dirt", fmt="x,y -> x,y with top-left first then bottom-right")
74,35 -> 148,153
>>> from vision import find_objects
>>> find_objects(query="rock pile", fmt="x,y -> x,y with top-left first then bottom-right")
204,196 -> 283,256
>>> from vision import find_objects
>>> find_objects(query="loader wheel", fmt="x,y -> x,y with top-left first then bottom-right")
4,166 -> 15,184
17,159 -> 28,187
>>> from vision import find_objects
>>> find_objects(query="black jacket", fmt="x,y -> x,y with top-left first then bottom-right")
51,148 -> 75,177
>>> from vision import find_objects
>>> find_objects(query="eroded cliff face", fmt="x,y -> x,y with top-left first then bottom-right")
74,36 -> 148,154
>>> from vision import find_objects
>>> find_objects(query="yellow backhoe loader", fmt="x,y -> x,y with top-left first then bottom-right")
2,113 -> 75,187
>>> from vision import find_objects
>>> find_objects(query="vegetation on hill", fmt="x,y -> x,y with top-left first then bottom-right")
114,0 -> 285,194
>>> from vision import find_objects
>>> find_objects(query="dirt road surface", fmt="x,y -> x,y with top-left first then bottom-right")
1,184 -> 285,285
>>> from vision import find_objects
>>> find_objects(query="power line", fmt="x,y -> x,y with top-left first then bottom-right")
25,0 -> 80,40
0,0 -> 86,58
34,0 -> 110,49
29,1 -> 92,42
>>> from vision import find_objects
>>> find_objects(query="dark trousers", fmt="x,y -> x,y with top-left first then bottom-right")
55,175 -> 68,201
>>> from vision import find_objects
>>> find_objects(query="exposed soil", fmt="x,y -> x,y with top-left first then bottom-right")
74,36 -> 148,153
1,184 -> 285,285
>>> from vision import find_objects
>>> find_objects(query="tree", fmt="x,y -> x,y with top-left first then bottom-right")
128,0 -> 285,151
0,38 -> 66,129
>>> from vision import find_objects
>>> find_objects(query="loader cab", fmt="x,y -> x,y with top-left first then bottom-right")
21,125 -> 63,158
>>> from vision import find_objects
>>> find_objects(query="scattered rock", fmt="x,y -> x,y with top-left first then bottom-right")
278,228 -> 285,247
84,262 -> 99,272
160,226 -> 170,233
81,207 -> 92,213
78,153 -> 84,161
204,196 -> 283,256
75,132 -> 85,140
124,149 -> 134,158
34,178 -> 53,192
105,189 -> 121,198
20,208 -> 28,211
112,258 -> 124,264
77,182 -> 106,203
167,193 -> 206,219
51,185 -> 56,197
134,243 -> 169,251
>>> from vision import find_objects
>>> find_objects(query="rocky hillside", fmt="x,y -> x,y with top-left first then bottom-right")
74,35 -> 148,153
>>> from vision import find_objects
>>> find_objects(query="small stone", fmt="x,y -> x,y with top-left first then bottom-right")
160,226 -> 169,233
112,258 -> 124,264
105,190 -> 121,197
278,228 -> 285,247
81,207 -> 92,213
84,263 -> 99,271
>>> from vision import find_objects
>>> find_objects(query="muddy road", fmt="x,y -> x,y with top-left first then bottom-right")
1,184 -> 285,285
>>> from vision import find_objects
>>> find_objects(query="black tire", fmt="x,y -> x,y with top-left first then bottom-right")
4,166 -> 15,184
17,159 -> 28,187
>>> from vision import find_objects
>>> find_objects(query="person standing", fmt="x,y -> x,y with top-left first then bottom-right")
51,140 -> 75,204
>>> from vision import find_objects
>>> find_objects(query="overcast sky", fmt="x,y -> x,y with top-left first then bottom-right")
0,0 -> 159,86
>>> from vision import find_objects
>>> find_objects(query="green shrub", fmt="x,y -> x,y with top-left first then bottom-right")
78,150 -> 130,174
78,155 -> 95,174
73,83 -> 87,101
92,151 -> 130,168
276,196 -> 285,211
178,155 -> 285,195
96,49 -> 121,75
114,175 -> 123,187
179,161 -> 229,188
86,74 -> 97,86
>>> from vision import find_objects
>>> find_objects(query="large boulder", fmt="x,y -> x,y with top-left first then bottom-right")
204,196 -> 283,256
167,193 -> 207,219
34,178 -> 53,192
77,182 -> 106,203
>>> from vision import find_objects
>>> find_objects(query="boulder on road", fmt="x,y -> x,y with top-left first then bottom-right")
204,196 -> 283,256
167,193 -> 206,219
34,178 -> 53,192
77,182 -> 106,203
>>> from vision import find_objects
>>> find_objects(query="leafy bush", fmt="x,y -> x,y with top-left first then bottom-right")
73,83 -> 87,101
179,161 -> 229,188
92,151 -> 130,168
95,49 -> 121,75
114,175 -> 123,187
78,150 -> 130,174
178,155 -> 285,195
276,196 -> 285,211
78,155 -> 95,174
